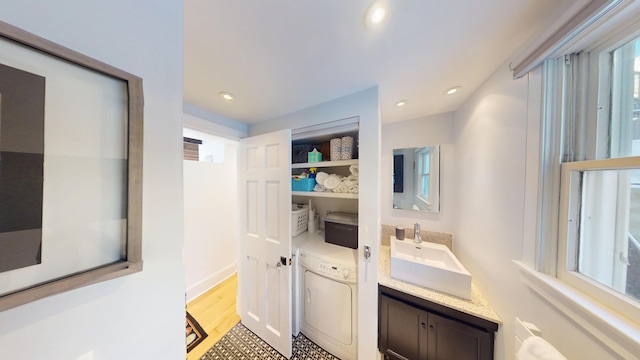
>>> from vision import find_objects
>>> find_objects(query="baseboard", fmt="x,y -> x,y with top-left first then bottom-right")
186,263 -> 237,303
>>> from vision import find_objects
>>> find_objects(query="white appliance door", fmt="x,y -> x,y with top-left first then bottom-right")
238,129 -> 292,357
303,270 -> 353,345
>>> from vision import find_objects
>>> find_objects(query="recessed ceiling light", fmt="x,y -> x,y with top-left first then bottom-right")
396,100 -> 407,107
365,1 -> 389,29
219,92 -> 235,101
445,86 -> 462,95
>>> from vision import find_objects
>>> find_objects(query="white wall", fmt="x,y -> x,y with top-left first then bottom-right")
452,63 -> 618,359
183,107 -> 248,140
183,129 -> 238,302
249,87 -> 381,360
381,113 -> 455,234
0,2 -> 185,359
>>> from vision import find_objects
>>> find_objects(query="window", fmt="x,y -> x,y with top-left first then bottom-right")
415,146 -> 431,209
543,31 -> 640,322
417,147 -> 431,200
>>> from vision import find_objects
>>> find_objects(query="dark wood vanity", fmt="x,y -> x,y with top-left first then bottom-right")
379,285 -> 498,360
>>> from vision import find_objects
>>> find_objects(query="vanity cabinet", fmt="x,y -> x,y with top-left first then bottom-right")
379,286 -> 496,360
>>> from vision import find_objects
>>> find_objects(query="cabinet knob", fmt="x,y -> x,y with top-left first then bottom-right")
421,322 -> 426,330
429,325 -> 435,331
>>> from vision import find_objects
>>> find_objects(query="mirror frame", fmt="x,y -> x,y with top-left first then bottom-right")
392,145 -> 440,213
0,20 -> 143,312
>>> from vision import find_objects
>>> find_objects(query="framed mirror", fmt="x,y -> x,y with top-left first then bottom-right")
392,145 -> 440,212
0,20 -> 143,312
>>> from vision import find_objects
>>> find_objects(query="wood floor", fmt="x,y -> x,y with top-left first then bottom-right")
186,273 -> 240,360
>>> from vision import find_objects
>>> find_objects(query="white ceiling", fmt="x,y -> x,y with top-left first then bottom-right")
184,0 -> 563,126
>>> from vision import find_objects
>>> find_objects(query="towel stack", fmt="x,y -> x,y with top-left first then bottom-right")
313,165 -> 359,194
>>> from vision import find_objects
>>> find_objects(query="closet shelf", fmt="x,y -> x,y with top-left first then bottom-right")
291,159 -> 358,169
292,191 -> 358,199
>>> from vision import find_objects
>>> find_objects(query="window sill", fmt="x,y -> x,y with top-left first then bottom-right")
514,261 -> 640,359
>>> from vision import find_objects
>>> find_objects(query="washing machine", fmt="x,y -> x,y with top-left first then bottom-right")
299,233 -> 358,360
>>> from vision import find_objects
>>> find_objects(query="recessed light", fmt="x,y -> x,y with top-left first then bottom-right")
365,1 -> 389,29
396,100 -> 407,107
445,86 -> 461,95
219,92 -> 235,101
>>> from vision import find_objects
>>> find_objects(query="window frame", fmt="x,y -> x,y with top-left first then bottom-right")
539,20 -> 640,316
558,157 -> 640,324
416,147 -> 431,203
522,7 -> 640,358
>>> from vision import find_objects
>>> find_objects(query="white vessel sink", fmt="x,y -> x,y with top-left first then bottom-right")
390,236 -> 472,300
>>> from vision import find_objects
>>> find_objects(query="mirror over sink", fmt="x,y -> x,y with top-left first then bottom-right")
392,145 -> 440,212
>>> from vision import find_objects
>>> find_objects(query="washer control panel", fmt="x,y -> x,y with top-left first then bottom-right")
299,252 -> 357,283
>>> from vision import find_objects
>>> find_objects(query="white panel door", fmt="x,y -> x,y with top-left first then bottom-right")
238,129 -> 292,357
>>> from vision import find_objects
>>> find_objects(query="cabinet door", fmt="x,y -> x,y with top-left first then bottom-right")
427,313 -> 493,360
379,294 -> 428,360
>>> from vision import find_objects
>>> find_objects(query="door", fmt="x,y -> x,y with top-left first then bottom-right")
379,294 -> 428,360
238,129 -> 292,357
427,312 -> 492,360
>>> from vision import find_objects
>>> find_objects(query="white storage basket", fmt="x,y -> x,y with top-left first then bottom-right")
292,204 -> 309,237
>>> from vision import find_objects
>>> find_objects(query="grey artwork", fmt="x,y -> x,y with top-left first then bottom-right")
0,63 -> 45,273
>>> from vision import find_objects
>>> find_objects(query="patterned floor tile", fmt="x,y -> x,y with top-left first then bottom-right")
200,323 -> 341,360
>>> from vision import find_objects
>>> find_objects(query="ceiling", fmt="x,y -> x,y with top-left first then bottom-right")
184,0 -> 563,126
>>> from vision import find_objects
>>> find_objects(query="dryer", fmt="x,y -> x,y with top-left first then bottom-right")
291,230 -> 317,336
299,234 -> 357,360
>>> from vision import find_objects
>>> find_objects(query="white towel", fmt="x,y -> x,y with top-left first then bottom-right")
349,165 -> 359,178
333,182 -> 349,193
323,174 -> 343,190
517,336 -> 567,360
313,184 -> 326,192
315,171 -> 329,186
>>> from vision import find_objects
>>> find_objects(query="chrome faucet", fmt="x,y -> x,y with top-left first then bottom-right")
413,223 -> 422,244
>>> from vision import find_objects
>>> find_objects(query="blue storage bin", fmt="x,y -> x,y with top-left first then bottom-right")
292,178 -> 316,192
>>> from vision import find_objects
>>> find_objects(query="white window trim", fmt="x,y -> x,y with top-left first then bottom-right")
518,7 -> 640,357
515,260 -> 640,360
558,157 -> 640,324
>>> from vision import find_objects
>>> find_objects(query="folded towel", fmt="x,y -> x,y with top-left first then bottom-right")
313,184 -> 326,192
517,336 -> 567,360
347,184 -> 358,194
316,171 -> 329,185
323,174 -> 343,190
333,182 -> 349,193
349,165 -> 359,178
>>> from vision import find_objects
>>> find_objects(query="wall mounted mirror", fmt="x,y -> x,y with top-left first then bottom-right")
392,145 -> 440,212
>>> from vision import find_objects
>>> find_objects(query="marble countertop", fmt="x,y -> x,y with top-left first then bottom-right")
378,244 -> 502,325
